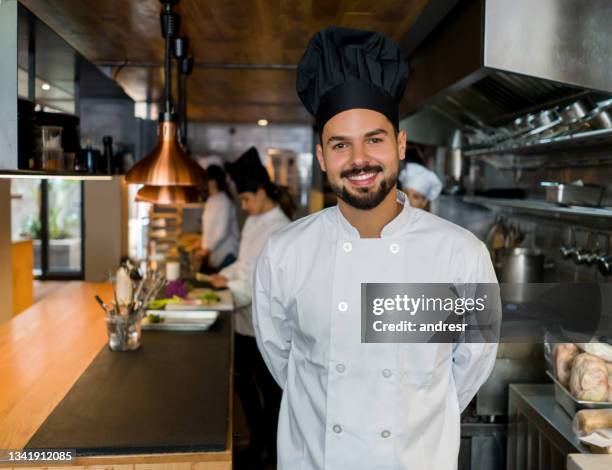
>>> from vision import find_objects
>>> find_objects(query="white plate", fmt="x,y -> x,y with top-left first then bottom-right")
142,310 -> 219,331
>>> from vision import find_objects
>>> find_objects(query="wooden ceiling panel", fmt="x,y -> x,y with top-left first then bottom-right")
20,0 -> 430,123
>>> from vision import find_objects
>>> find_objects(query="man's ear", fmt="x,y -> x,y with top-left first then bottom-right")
316,144 -> 326,172
397,130 -> 407,160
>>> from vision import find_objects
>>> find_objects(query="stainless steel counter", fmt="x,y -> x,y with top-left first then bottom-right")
507,384 -> 588,470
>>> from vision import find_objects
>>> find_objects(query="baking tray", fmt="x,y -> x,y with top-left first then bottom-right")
546,371 -> 612,417
142,310 -> 219,331
541,182 -> 605,207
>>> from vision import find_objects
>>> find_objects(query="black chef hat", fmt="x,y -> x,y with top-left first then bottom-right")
297,26 -> 409,133
225,146 -> 270,194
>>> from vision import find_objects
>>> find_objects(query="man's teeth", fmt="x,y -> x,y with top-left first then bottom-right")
348,172 -> 376,181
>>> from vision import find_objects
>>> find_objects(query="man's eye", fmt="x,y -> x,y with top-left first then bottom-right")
367,137 -> 383,144
333,142 -> 348,150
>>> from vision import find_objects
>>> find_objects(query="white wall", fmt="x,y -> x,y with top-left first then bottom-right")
0,180 -> 13,322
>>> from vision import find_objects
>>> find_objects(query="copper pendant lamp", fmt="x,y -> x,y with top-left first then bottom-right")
124,0 -> 205,194
135,184 -> 201,205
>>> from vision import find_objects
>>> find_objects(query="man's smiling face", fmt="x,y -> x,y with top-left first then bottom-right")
316,108 -> 406,210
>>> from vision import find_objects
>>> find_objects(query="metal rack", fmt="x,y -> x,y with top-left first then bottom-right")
464,128 -> 612,158
463,196 -> 612,220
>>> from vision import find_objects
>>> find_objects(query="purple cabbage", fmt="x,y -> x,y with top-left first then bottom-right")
165,279 -> 188,299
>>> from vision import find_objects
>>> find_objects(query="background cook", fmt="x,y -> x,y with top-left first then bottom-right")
398,162 -> 443,211
209,147 -> 291,467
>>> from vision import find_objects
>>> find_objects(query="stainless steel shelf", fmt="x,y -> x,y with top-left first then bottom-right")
464,127 -> 612,157
463,196 -> 612,219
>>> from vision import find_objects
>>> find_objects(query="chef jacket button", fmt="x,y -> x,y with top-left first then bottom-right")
382,368 -> 392,378
336,363 -> 346,373
342,242 -> 352,252
389,243 -> 400,254
333,424 -> 342,434
381,430 -> 391,438
338,301 -> 348,312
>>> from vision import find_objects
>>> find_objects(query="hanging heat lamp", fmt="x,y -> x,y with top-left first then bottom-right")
126,0 -> 205,203
135,184 -> 201,204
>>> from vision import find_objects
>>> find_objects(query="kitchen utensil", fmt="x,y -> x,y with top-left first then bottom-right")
583,102 -> 612,130
497,247 -> 554,304
106,314 -> 142,351
498,247 -> 546,284
541,182 -> 605,207
560,227 -> 578,259
560,99 -> 591,125
597,255 -> 612,276
522,109 -> 563,140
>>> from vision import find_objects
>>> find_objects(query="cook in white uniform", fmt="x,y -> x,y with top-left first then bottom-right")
198,164 -> 239,272
398,162 -> 443,211
209,147 -> 291,466
252,27 -> 499,470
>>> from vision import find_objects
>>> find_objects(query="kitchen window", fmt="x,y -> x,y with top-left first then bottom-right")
11,178 -> 84,279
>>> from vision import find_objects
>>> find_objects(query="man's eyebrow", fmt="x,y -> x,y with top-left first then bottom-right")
326,128 -> 388,145
364,128 -> 388,138
326,135 -> 351,145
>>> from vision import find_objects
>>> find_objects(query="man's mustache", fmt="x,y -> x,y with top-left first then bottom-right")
340,165 -> 383,179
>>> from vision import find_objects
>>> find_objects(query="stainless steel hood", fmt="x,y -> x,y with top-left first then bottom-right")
400,0 -> 612,144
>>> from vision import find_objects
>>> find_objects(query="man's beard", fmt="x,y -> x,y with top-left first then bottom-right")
329,165 -> 398,210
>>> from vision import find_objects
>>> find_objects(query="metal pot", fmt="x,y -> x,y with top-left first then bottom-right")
496,248 -> 553,304
584,102 -> 612,130
559,99 -> 591,125
498,247 -> 545,283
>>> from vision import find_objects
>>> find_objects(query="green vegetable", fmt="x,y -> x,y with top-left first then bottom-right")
199,291 -> 221,303
146,313 -> 164,324
147,295 -> 183,310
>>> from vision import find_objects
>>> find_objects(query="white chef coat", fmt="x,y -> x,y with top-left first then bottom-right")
253,190 -> 499,470
201,191 -> 239,269
220,205 -> 290,337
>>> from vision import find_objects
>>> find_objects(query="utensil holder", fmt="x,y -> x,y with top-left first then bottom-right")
105,314 -> 143,351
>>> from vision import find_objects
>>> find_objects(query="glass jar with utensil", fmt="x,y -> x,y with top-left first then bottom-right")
95,269 -> 167,352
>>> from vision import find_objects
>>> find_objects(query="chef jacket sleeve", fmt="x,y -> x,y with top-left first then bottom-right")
452,242 -> 499,411
252,239 -> 291,388
219,260 -> 251,309
226,262 -> 254,310
219,260 -> 238,280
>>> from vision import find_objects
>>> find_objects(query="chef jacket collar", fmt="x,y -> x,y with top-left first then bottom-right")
334,190 -> 412,239
251,204 -> 284,223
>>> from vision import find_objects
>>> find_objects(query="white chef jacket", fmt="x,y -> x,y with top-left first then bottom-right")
253,190 -> 499,470
220,205 -> 290,337
201,191 -> 240,269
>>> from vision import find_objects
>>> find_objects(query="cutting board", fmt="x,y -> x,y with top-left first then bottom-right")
164,288 -> 234,312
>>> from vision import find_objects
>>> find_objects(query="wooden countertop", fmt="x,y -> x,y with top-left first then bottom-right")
0,282 -> 232,469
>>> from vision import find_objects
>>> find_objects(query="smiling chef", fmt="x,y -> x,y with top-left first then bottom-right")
252,26 -> 499,470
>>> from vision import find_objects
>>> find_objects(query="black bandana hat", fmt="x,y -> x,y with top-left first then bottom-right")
225,146 -> 270,193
